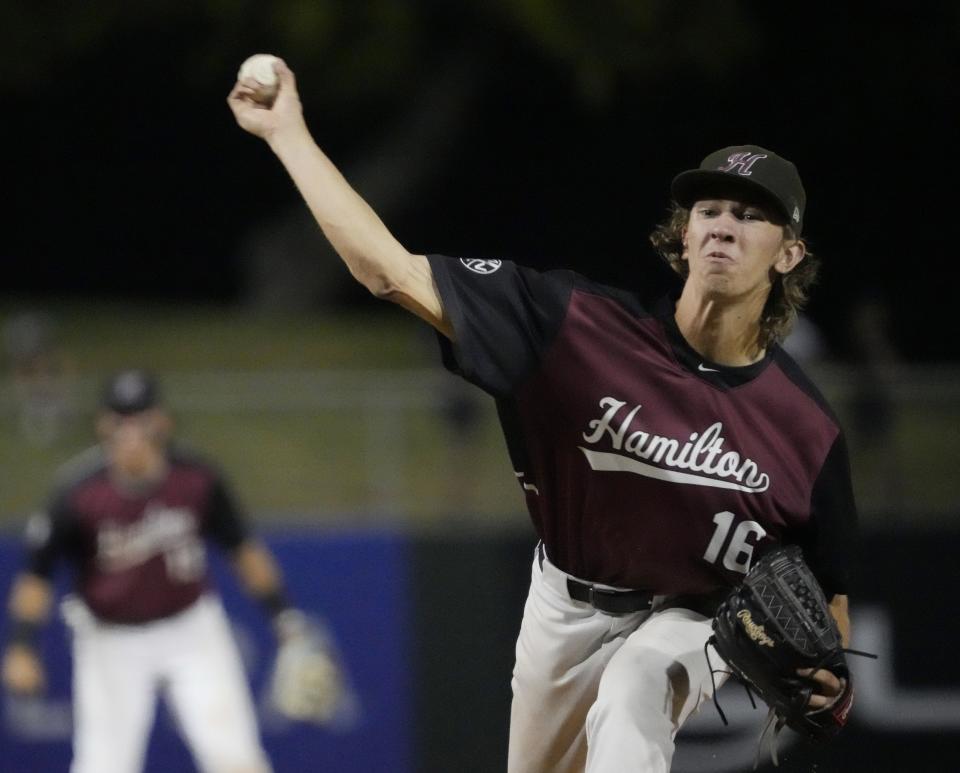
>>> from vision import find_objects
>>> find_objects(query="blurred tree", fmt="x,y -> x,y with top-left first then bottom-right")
483,0 -> 760,105
4,1 -> 764,103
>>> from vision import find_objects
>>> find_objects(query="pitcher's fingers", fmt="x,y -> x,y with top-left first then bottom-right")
227,84 -> 260,107
798,667 -> 841,693
275,60 -> 297,92
228,83 -> 254,102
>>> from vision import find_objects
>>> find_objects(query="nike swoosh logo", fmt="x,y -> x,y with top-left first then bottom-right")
698,363 -> 720,373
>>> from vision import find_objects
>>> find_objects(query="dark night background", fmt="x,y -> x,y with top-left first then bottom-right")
3,2 -> 958,360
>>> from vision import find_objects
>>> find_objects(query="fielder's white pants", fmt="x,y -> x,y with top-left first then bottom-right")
65,594 -> 272,773
508,546 -> 727,773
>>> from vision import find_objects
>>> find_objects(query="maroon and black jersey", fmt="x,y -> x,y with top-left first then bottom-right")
24,446 -> 250,624
428,255 -> 857,597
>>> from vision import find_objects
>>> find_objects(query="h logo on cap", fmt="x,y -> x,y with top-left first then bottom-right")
718,152 -> 767,176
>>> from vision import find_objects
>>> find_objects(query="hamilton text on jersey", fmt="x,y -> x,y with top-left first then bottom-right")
580,396 -> 771,494
96,504 -> 201,572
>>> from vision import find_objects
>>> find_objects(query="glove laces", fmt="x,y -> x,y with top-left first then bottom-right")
704,640 -> 877,767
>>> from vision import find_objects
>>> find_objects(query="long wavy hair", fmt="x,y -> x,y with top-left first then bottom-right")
649,202 -> 820,350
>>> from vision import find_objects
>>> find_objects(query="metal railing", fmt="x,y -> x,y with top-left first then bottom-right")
2,366 -> 958,528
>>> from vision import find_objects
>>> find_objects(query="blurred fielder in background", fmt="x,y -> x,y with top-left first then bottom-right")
2,369 -> 343,773
229,61 -> 857,772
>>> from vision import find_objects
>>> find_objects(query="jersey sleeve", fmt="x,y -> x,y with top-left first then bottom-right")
794,431 -> 858,598
23,490 -> 79,578
427,254 -> 574,396
202,474 -> 252,551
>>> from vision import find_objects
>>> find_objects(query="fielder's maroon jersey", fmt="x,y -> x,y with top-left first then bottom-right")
24,446 -> 250,624
428,254 -> 857,597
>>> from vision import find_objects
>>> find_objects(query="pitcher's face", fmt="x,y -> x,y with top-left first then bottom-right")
683,199 -> 803,298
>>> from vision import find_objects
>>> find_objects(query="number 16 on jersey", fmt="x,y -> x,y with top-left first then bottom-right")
702,511 -> 767,575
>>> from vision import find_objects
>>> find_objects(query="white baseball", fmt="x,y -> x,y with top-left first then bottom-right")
237,53 -> 280,104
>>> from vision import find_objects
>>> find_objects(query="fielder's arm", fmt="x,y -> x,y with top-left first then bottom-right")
2,572 -> 53,694
227,62 -> 451,339
231,537 -> 305,641
231,538 -> 284,596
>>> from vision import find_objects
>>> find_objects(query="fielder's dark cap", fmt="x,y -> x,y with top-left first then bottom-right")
101,369 -> 160,415
671,145 -> 806,234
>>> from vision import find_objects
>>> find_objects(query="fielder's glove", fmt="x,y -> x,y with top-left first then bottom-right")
707,545 -> 874,754
269,610 -> 348,725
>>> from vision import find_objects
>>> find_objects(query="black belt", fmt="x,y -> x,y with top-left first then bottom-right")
538,543 -> 655,616
565,579 -> 655,615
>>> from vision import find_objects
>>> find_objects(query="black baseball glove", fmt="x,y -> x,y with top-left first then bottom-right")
708,545 -> 858,741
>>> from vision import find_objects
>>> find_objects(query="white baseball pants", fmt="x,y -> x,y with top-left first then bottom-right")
508,546 -> 727,773
65,594 -> 271,773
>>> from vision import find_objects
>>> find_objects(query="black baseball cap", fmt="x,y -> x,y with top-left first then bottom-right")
671,145 -> 806,234
101,369 -> 160,415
